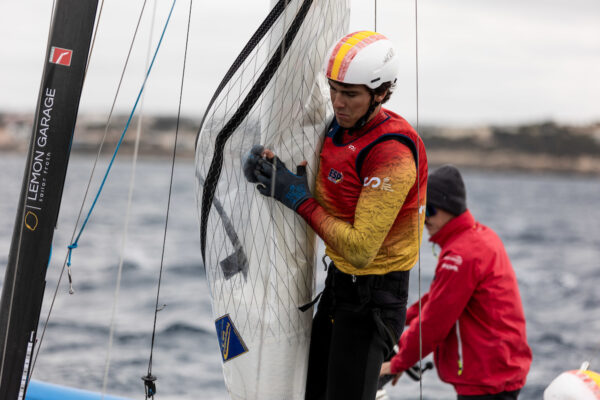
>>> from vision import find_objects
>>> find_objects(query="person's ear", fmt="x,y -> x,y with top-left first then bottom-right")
374,90 -> 387,104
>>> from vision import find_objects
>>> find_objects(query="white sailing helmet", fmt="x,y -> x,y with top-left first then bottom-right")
325,30 -> 400,89
544,368 -> 600,400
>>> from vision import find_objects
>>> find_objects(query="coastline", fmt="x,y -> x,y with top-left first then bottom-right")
426,149 -> 600,175
1,113 -> 599,175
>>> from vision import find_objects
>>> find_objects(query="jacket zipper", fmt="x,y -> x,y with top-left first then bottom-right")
456,321 -> 463,376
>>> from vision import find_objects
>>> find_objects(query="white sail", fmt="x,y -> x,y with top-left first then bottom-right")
194,0 -> 349,398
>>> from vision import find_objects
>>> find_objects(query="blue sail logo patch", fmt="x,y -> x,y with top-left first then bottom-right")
215,314 -> 248,362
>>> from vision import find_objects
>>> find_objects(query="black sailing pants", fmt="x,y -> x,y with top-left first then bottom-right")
305,265 -> 409,400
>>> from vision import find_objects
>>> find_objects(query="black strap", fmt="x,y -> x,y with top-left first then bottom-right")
300,265 -> 408,312
298,291 -> 323,312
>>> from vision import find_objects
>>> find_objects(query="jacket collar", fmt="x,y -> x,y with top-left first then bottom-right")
429,209 -> 476,247
361,107 -> 387,131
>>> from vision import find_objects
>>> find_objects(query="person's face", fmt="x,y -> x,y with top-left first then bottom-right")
424,206 -> 454,237
328,80 -> 383,128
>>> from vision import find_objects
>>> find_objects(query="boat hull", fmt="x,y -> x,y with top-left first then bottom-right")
26,380 -> 132,400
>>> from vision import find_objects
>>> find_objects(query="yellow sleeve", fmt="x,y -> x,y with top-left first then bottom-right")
298,142 -> 416,269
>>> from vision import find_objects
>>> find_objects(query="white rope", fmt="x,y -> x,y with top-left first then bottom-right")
101,0 -> 158,396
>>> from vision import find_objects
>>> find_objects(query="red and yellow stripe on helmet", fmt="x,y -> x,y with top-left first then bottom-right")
326,31 -> 387,83
325,31 -> 400,89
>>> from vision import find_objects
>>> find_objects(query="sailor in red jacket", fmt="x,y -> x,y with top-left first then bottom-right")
381,165 -> 532,399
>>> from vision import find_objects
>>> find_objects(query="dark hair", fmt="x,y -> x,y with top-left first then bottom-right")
370,81 -> 394,104
328,79 -> 395,104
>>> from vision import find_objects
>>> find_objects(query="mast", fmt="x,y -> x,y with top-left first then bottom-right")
0,0 -> 99,398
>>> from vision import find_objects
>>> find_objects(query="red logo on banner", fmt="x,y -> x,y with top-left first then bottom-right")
49,47 -> 73,66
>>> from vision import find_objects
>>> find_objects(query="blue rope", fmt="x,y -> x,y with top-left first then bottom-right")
67,0 -> 177,268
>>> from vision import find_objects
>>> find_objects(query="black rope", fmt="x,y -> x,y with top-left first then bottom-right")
194,0 -> 296,277
200,0 -> 314,261
142,1 -> 192,398
194,0 -> 291,148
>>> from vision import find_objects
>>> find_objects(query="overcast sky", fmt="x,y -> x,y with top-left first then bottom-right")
0,0 -> 599,126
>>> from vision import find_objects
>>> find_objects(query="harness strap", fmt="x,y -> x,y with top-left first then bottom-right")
332,266 -> 409,298
299,291 -> 322,312
300,263 -> 409,313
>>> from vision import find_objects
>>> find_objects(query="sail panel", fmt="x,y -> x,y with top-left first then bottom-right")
195,0 -> 349,398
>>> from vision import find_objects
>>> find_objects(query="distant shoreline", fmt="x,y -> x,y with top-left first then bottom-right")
1,113 -> 599,175
426,149 -> 600,175
3,147 -> 598,177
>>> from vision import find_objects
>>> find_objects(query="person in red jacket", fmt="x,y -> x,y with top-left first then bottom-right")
380,164 -> 532,399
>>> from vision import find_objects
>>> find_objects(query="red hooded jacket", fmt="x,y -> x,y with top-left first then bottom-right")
390,210 -> 532,395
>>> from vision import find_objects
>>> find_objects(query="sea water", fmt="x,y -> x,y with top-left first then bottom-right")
0,153 -> 599,400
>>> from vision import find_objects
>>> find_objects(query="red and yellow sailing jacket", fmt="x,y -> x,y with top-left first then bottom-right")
297,107 -> 427,275
391,210 -> 532,395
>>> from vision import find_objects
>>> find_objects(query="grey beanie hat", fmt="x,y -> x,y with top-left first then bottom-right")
427,164 -> 467,216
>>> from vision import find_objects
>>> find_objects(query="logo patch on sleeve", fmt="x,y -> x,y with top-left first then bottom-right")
215,314 -> 248,362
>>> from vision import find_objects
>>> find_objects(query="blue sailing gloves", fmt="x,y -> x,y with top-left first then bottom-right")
242,145 -> 312,211
243,144 -> 265,183
256,157 -> 312,211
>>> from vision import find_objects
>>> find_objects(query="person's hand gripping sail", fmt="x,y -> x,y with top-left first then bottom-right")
242,145 -> 312,211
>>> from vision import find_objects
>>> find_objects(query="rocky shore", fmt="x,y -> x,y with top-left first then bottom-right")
421,122 -> 600,174
1,113 -> 599,174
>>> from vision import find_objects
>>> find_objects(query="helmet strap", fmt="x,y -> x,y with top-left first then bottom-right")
349,94 -> 380,135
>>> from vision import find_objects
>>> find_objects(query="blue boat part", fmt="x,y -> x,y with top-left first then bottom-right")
26,380 -> 133,400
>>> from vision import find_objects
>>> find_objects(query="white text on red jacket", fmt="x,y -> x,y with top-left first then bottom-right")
440,254 -> 463,272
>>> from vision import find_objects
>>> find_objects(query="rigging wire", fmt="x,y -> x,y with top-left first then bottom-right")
414,0 -> 424,399
64,0 -> 177,274
30,0 -> 151,379
102,0 -> 159,396
33,0 -> 177,389
374,0 -> 377,32
373,2 -> 424,399
143,1 -> 193,398
64,0 -> 150,294
84,0 -> 106,78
